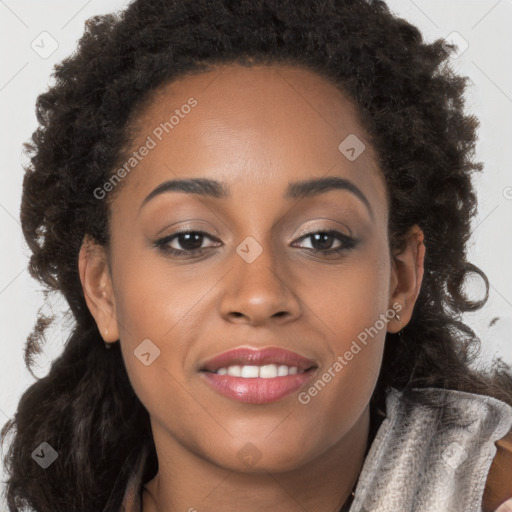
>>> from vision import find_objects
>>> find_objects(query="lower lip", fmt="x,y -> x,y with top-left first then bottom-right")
200,368 -> 317,404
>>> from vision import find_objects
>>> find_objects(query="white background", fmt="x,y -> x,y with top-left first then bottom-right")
1,0 -> 511,507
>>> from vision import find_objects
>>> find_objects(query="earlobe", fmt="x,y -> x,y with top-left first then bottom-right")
387,225 -> 426,333
78,235 -> 119,343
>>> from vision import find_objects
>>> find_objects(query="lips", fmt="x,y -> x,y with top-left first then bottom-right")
200,347 -> 317,373
199,346 -> 318,404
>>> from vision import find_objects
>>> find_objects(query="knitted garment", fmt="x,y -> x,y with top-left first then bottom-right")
121,387 -> 512,512
348,387 -> 512,512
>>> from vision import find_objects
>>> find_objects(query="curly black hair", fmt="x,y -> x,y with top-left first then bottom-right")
2,0 -> 512,511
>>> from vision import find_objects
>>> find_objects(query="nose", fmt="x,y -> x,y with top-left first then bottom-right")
219,240 -> 302,326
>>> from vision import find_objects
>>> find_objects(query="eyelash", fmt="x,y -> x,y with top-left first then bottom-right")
153,229 -> 359,257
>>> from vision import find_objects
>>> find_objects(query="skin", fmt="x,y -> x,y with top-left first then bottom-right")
79,64 -> 425,512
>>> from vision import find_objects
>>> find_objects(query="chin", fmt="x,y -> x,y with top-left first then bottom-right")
203,438 -> 315,474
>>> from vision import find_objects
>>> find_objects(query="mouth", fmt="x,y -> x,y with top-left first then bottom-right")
199,346 -> 318,404
203,363 -> 313,377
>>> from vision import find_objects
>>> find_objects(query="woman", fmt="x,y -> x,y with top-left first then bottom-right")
2,0 -> 511,511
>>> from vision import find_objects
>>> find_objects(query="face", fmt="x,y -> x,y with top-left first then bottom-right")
81,64 -> 422,474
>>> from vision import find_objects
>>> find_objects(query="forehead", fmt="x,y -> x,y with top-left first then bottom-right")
114,63 -> 387,217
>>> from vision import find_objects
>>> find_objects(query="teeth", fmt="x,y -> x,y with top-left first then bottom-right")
241,365 -> 259,378
260,364 -> 278,378
227,365 -> 242,377
215,364 -> 303,377
278,364 -> 289,376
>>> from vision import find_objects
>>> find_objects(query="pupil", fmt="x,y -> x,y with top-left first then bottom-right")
312,233 -> 333,250
179,233 -> 202,250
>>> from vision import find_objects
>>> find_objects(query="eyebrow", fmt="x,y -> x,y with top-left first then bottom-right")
140,176 -> 373,219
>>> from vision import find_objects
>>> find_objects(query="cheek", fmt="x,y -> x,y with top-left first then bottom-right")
293,243 -> 390,427
111,242 -> 198,343
111,267 -> 199,434
109,244 -> 222,416
301,239 -> 391,346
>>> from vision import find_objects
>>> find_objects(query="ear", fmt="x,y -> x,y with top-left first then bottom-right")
387,224 -> 425,333
78,234 -> 119,344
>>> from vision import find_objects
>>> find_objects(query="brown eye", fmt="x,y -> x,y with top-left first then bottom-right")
154,231 -> 221,256
292,230 -> 358,255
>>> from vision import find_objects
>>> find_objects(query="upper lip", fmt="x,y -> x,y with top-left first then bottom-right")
200,346 -> 318,373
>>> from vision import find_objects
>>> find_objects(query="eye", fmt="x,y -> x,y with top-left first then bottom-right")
154,230 -> 221,256
292,230 -> 358,255
154,229 -> 359,258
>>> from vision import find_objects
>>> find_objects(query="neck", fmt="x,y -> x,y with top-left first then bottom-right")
142,405 -> 370,512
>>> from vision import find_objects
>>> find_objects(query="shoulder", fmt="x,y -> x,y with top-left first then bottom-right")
382,387 -> 512,509
482,427 -> 512,512
385,386 -> 512,438
399,388 -> 512,512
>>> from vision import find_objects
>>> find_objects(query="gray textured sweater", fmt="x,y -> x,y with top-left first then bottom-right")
121,387 -> 512,512
349,387 -> 512,511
